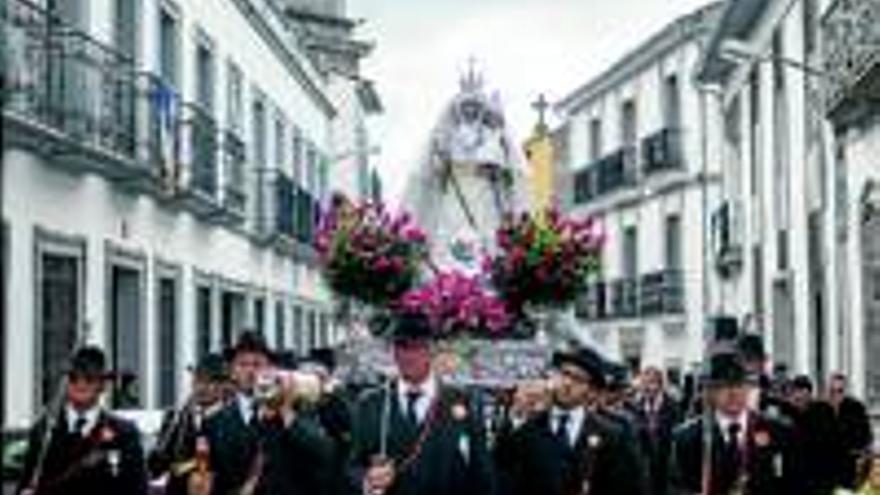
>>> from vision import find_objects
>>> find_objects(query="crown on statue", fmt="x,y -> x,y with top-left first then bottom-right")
459,57 -> 484,93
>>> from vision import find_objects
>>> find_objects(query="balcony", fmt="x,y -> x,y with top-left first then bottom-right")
3,0 -> 142,175
179,103 -> 220,215
221,129 -> 247,222
572,146 -> 639,205
610,278 -> 639,318
576,272 -> 685,321
641,128 -> 683,175
294,184 -> 321,260
640,270 -> 685,315
823,0 -> 880,126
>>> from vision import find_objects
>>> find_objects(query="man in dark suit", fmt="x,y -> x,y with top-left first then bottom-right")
632,366 -> 681,495
670,351 -> 802,495
352,312 -> 494,495
148,352 -> 228,495
494,346 -> 649,495
202,331 -> 332,495
786,375 -> 838,495
827,372 -> 874,489
16,346 -> 148,495
298,347 -> 354,495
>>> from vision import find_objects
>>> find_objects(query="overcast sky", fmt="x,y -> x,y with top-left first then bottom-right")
349,0 -> 714,205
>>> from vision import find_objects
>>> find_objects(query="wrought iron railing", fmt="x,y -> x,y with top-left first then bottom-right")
610,277 -> 640,318
640,270 -> 685,315
3,0 -> 138,158
222,129 -> 247,215
258,169 -> 296,239
641,128 -> 683,175
180,103 -> 218,200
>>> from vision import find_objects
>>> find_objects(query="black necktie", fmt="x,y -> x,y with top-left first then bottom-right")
406,390 -> 422,426
725,422 -> 743,473
72,415 -> 87,437
555,413 -> 571,446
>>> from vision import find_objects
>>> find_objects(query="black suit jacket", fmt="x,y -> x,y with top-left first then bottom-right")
17,410 -> 148,495
631,395 -> 682,495
202,401 -> 333,495
351,382 -> 494,495
494,408 -> 648,495
669,411 -> 802,495
832,396 -> 874,488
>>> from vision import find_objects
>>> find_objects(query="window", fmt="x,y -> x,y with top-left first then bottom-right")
292,128 -> 303,185
156,276 -> 178,408
753,244 -> 765,331
306,143 -> 317,193
195,285 -> 212,360
109,263 -> 143,408
113,0 -> 139,62
252,97 -> 266,167
663,75 -> 680,129
36,234 -> 84,406
158,6 -> 180,87
665,214 -> 682,271
803,0 -> 817,55
621,99 -> 637,147
318,155 -> 329,199
275,115 -> 286,170
292,305 -> 304,352
253,297 -> 265,336
195,38 -> 215,112
307,310 -> 317,351
622,226 -> 638,278
589,118 -> 602,161
275,301 -> 285,350
724,96 -> 743,198
749,68 -> 761,197
226,62 -> 244,133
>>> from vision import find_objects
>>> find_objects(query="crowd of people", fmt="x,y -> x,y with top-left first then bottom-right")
13,313 -> 878,495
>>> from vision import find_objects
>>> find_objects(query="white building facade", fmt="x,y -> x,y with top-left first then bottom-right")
555,4 -> 724,378
697,0 -> 879,415
2,0 -> 378,428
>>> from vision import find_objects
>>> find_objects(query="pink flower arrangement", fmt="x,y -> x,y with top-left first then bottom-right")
316,194 -> 427,306
397,271 -> 512,339
486,206 -> 605,308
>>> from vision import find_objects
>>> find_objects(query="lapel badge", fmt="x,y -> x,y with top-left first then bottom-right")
587,434 -> 602,449
107,449 -> 121,477
773,453 -> 784,477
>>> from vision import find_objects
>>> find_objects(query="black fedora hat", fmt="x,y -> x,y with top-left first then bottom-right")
189,353 -> 228,381
552,346 -> 607,387
306,347 -> 337,372
388,311 -> 433,343
226,330 -> 273,361
67,346 -> 110,379
703,351 -> 748,386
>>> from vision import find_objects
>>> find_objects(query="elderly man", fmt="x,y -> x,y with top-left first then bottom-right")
352,312 -> 494,495
494,345 -> 648,495
670,351 -> 802,495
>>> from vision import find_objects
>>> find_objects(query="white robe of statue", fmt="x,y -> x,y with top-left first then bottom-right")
402,72 -> 529,276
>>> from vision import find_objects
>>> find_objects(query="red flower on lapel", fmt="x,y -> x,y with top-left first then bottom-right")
98,425 -> 117,444
753,429 -> 771,447
451,403 -> 468,421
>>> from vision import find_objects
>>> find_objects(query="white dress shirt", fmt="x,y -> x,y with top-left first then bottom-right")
551,406 -> 585,447
716,410 -> 749,445
66,404 -> 100,437
236,393 -> 256,424
397,375 -> 437,424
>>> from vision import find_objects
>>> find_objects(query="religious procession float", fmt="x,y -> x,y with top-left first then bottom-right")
316,66 -> 606,392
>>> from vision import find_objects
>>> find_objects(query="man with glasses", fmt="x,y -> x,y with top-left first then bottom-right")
494,345 -> 648,495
